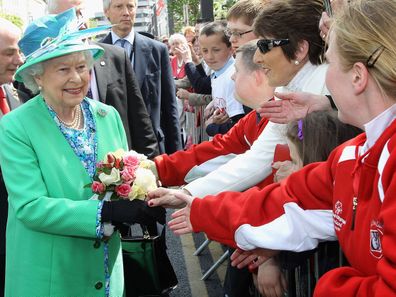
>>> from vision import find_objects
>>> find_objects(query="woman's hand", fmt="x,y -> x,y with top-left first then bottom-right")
319,11 -> 332,41
257,91 -> 331,124
256,257 -> 288,297
167,192 -> 195,235
230,248 -> 279,270
176,88 -> 191,100
188,42 -> 201,65
175,44 -> 193,64
147,187 -> 190,209
272,160 -> 300,182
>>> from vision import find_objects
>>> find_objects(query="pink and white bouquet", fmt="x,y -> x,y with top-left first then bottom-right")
89,149 -> 158,201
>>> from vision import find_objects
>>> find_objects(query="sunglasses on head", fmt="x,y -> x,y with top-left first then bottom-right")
257,39 -> 290,54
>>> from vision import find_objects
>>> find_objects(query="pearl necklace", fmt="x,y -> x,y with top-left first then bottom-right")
57,105 -> 83,129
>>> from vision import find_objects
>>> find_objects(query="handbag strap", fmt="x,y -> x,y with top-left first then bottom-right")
125,223 -> 161,239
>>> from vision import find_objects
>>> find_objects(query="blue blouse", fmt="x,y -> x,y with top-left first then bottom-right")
47,99 -> 98,178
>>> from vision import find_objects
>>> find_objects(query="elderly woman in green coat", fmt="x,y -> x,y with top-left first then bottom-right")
0,13 -> 164,297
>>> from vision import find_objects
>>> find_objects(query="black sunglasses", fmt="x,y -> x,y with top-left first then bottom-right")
257,39 -> 290,54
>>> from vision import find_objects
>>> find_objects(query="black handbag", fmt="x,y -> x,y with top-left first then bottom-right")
121,225 -> 178,297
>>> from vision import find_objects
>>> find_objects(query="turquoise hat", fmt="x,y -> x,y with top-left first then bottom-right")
19,8 -> 77,56
15,8 -> 111,82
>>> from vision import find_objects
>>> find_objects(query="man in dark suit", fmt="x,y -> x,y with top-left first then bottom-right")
102,0 -> 182,154
0,18 -> 25,297
40,0 -> 160,158
88,42 -> 159,158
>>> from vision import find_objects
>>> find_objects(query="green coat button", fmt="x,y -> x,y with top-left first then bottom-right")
93,241 -> 100,249
95,282 -> 103,290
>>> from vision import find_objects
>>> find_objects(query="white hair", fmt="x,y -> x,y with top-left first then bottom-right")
46,0 -> 59,13
19,51 -> 95,95
47,0 -> 84,14
102,0 -> 138,10
168,33 -> 187,46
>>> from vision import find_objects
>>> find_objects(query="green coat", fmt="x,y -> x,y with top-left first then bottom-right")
0,96 -> 128,297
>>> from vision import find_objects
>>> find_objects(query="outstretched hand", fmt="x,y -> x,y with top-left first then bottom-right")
167,192 -> 195,235
272,160 -> 300,183
256,257 -> 288,297
147,187 -> 189,209
230,248 -> 279,270
257,91 -> 331,124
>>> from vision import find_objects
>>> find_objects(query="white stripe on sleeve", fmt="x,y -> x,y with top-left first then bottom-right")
235,202 -> 336,251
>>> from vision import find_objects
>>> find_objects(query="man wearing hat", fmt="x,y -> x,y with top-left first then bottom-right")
0,18 -> 25,297
102,0 -> 181,154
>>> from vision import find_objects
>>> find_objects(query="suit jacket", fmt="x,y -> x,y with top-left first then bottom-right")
0,96 -> 128,297
0,84 -> 23,256
91,42 -> 159,158
102,32 -> 182,154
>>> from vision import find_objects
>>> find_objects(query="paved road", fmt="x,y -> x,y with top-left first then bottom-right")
165,210 -> 228,297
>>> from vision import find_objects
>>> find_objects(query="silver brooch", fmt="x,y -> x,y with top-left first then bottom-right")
97,108 -> 107,117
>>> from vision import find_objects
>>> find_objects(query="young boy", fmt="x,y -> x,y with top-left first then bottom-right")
226,0 -> 267,51
199,21 -> 245,136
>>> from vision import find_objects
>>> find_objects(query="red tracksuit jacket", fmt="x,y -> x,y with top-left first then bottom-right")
190,119 -> 396,296
155,110 -> 269,186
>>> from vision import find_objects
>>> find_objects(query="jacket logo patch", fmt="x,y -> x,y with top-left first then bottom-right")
333,200 -> 346,231
370,220 -> 383,259
334,201 -> 343,215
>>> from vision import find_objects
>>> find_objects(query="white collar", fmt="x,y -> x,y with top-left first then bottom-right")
362,103 -> 396,152
285,61 -> 317,92
111,29 -> 135,45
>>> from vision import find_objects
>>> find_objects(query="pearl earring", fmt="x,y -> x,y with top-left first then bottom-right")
294,60 -> 300,66
38,86 -> 42,91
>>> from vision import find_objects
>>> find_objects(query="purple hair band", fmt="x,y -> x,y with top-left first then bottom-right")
297,119 -> 304,140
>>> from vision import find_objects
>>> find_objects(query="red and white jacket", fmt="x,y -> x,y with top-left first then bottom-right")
155,110 -> 271,187
190,112 -> 396,296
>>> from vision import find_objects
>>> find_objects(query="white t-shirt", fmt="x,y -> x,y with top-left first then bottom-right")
211,60 -> 244,118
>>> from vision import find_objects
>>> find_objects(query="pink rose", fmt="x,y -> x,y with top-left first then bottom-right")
115,183 -> 131,198
106,153 -> 115,165
121,166 -> 136,183
92,181 -> 106,194
123,154 -> 140,167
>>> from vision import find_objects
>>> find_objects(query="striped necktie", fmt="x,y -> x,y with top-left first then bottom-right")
118,39 -> 133,61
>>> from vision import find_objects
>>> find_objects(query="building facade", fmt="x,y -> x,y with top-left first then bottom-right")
92,0 -> 169,39
0,0 -> 47,28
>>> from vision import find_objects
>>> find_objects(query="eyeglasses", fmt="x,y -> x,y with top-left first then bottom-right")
257,39 -> 289,54
366,45 -> 385,68
225,29 -> 253,39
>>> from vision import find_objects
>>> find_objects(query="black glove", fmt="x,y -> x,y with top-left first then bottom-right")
102,199 -> 166,226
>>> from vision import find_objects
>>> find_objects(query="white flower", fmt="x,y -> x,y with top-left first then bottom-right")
128,168 -> 157,200
139,159 -> 155,169
124,150 -> 147,162
98,168 -> 121,186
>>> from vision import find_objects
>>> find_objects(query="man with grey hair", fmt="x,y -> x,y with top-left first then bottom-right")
102,0 -> 182,154
0,17 -> 25,296
45,0 -> 160,158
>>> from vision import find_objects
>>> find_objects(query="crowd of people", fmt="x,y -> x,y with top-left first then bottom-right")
1,0 -> 396,296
